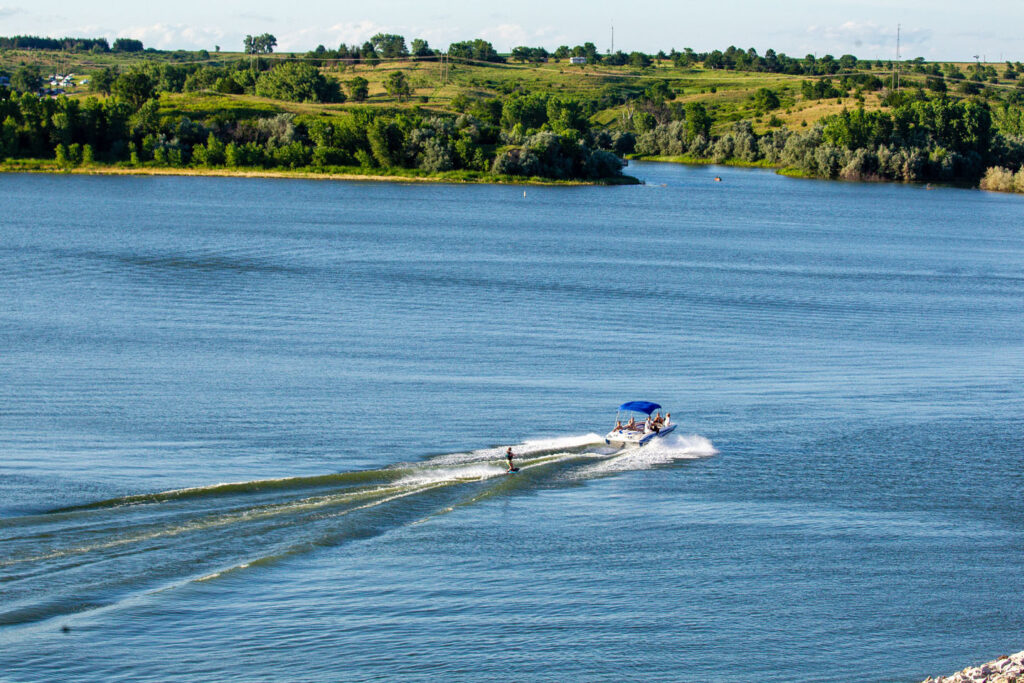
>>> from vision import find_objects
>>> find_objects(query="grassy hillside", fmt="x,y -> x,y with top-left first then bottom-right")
2,45 -> 1023,187
4,47 -> 1022,131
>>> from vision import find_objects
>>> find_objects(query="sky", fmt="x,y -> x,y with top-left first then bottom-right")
1,0 -> 1021,62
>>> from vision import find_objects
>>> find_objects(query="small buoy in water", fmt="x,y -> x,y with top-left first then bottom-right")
523,190 -> 526,197
61,625 -> 71,633
714,176 -> 722,182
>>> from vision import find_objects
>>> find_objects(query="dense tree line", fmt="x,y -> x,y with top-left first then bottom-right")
495,43 -> 869,74
0,35 -> 111,52
302,35 -> 435,66
447,40 -> 503,63
243,34 -> 277,55
682,47 -> 861,75
634,95 -> 1024,183
112,38 -> 144,53
0,72 -> 628,180
83,59 -> 345,103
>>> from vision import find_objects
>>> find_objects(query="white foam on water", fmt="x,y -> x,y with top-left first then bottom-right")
394,463 -> 506,486
519,433 -> 605,452
587,433 -> 718,473
424,433 -> 604,466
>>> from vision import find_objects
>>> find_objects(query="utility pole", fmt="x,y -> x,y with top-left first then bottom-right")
893,23 -> 901,91
610,23 -> 614,55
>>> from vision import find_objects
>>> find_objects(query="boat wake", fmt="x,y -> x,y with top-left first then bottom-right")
0,432 -> 716,631
586,433 -> 719,473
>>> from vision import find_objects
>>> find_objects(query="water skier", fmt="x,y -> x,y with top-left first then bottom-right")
505,447 -> 516,472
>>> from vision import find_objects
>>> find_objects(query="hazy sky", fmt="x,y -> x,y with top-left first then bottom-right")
1,0 -> 1020,62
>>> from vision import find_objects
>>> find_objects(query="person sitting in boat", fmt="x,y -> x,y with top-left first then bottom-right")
646,416 -> 660,434
626,416 -> 637,430
664,413 -> 671,426
653,411 -> 663,425
614,420 -> 624,431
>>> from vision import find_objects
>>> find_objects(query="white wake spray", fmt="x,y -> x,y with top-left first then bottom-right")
586,432 -> 719,473
423,433 -> 604,467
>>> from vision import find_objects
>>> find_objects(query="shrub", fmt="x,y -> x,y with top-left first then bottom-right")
256,62 -> 344,103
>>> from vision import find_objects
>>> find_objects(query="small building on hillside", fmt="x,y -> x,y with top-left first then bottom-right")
569,56 -> 587,65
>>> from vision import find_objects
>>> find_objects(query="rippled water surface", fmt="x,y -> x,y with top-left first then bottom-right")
2,163 -> 1023,682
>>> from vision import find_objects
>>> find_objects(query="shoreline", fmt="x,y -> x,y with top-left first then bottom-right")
0,161 -> 641,187
628,154 -> 990,189
922,649 -> 1024,682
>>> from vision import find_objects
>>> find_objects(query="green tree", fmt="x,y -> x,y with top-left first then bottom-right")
11,65 -> 42,93
629,51 -> 652,69
410,39 -> 432,59
366,118 -> 404,167
448,39 -> 502,63
55,143 -> 71,168
683,102 -> 712,141
0,116 -> 19,158
255,62 -> 343,103
501,93 -> 548,130
50,110 -> 75,147
112,71 -> 156,110
360,42 -> 380,68
838,54 -> 858,70
643,80 -> 675,105
704,51 -> 725,69
244,33 -> 277,55
752,87 -> 781,110
370,33 -> 408,59
129,98 -> 161,138
193,133 -> 226,166
347,76 -> 369,101
89,67 -> 118,96
384,71 -> 412,101
112,38 -> 144,53
546,97 -> 587,135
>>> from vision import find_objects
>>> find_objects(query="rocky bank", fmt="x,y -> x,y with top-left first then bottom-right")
923,650 -> 1024,683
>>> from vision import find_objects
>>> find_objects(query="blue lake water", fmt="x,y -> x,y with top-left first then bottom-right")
1,162 -> 1022,681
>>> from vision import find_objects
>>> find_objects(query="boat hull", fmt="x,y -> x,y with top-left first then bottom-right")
604,423 -> 675,447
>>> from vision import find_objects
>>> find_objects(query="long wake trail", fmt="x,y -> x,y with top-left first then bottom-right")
0,432 -> 715,630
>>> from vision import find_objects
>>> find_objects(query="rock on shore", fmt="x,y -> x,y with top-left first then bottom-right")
923,650 -> 1024,683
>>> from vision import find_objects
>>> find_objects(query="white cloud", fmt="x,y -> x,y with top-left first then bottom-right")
120,23 -> 228,50
479,23 -> 529,50
478,23 -> 571,51
806,21 -> 932,56
277,20 -> 388,51
0,5 -> 23,18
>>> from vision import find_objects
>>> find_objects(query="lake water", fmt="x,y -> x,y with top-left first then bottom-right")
1,162 -> 1022,682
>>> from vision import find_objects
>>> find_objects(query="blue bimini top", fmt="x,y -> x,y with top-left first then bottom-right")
618,401 -> 661,415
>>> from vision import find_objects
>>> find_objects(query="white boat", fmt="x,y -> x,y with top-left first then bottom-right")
604,401 -> 676,447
